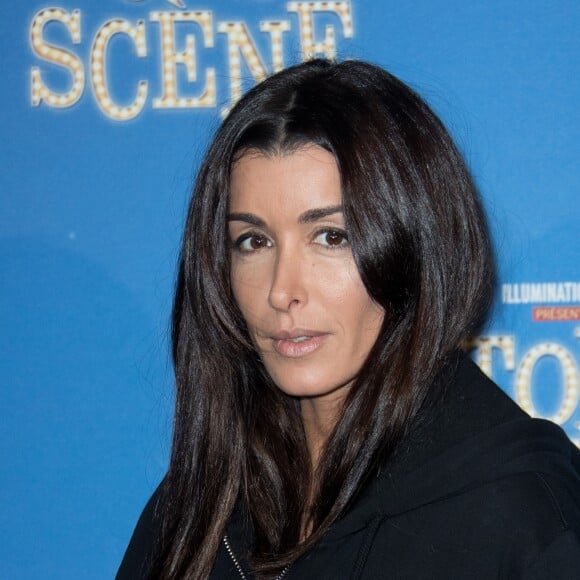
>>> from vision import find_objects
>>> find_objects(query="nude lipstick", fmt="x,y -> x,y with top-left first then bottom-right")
272,331 -> 329,358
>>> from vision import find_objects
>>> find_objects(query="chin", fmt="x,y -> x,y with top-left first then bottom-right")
267,367 -> 353,400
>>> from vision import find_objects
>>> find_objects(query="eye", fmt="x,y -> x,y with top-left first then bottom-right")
235,232 -> 273,252
313,228 -> 349,248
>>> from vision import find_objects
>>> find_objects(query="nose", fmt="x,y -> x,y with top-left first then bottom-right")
268,248 -> 308,312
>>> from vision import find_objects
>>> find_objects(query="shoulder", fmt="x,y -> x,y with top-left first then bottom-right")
490,471 -> 580,576
116,479 -> 165,580
519,529 -> 580,579
427,469 -> 579,548
362,470 -> 580,579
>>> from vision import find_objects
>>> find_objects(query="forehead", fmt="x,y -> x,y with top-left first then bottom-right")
228,145 -> 342,216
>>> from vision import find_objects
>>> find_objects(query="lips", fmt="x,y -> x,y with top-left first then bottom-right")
271,330 -> 329,358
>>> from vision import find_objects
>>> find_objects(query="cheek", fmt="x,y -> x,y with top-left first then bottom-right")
319,260 -> 375,311
306,257 -> 360,304
230,263 -> 268,328
338,268 -> 384,340
349,296 -> 384,343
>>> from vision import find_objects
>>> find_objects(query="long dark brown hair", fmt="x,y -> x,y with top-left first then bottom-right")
150,59 -> 495,578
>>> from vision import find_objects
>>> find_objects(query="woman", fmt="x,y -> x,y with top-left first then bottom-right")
118,59 -> 580,578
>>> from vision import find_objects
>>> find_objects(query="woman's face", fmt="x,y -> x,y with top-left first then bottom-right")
228,145 -> 384,405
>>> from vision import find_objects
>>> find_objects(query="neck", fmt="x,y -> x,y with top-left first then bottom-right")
299,389 -> 350,542
300,391 -> 345,468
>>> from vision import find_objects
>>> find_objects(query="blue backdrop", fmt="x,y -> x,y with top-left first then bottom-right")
1,1 -> 578,577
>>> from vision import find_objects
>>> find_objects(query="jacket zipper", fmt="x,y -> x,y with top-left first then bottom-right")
223,535 -> 290,579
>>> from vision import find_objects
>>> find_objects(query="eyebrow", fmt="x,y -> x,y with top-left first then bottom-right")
298,205 -> 343,224
226,212 -> 265,227
226,205 -> 343,226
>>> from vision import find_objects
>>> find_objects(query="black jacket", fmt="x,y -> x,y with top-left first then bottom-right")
118,355 -> 580,578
